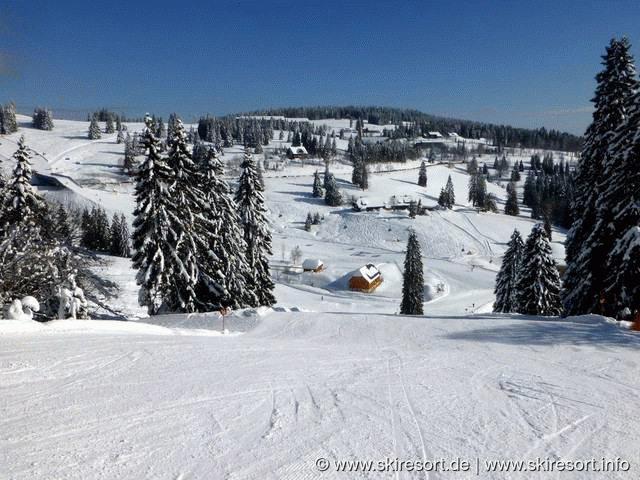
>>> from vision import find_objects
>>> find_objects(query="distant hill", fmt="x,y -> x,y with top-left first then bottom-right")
245,105 -> 583,152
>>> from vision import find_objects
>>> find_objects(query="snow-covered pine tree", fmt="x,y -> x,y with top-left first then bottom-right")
88,116 -> 102,139
105,116 -> 114,134
418,161 -> 427,187
493,229 -> 524,312
167,113 -> 179,141
517,224 -> 562,316
53,204 -> 72,243
0,136 -> 47,231
598,82 -> 640,315
312,170 -> 323,197
94,207 -> 110,252
400,229 -> 424,315
156,117 -> 166,140
304,212 -> 312,231
504,184 -> 519,216
605,226 -> 640,316
196,146 -> 255,310
437,188 -> 447,208
444,174 -> 455,208
32,107 -> 54,130
349,138 -> 369,190
109,212 -> 123,256
323,164 -> 331,191
468,172 -> 487,208
563,37 -> 639,316
118,214 -> 131,258
235,149 -> 276,307
162,118 -> 202,312
358,158 -> 369,190
132,116 -> 175,315
80,208 -> 94,249
123,134 -> 135,173
0,102 -> 18,134
324,173 -> 342,206
351,141 -> 363,187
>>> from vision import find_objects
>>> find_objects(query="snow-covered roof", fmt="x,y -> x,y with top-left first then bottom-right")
428,131 -> 443,137
302,259 -> 323,270
287,146 -> 308,154
354,264 -> 381,282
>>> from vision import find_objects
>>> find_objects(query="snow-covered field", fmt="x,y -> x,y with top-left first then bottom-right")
1,116 -> 639,479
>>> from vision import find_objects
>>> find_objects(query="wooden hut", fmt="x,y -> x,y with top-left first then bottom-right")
286,146 -> 308,159
349,264 -> 383,293
302,259 -> 325,272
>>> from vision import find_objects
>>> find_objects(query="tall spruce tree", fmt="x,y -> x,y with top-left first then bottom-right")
444,174 -> 455,208
0,136 -> 46,231
468,173 -> 487,208
563,37 -> 639,315
400,230 -> 424,315
517,224 -> 562,316
89,115 -> 102,139
235,149 -> 276,306
196,146 -> 255,309
438,174 -> 455,209
605,226 -> 640,315
324,173 -> 342,206
118,214 -> 131,257
504,185 -> 519,216
312,170 -> 323,197
109,212 -> 123,255
53,204 -> 72,243
105,116 -> 115,134
0,102 -> 18,134
493,229 -> 524,313
598,77 -> 640,315
132,116 -> 175,314
418,161 -> 427,187
162,118 -> 202,312
32,108 -> 54,130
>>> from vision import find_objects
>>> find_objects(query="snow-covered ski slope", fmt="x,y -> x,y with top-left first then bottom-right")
1,116 -> 639,479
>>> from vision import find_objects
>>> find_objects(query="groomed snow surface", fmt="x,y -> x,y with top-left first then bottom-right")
1,117 -> 639,479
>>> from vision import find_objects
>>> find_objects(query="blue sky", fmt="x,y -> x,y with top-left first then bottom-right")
1,0 -> 639,135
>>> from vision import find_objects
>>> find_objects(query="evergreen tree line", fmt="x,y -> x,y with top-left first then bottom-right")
132,116 -> 275,315
87,110 -> 128,140
493,226 -> 562,316
529,152 -> 570,176
347,136 -> 418,164
564,37 -> 640,318
468,173 -> 497,212
250,105 -> 583,152
0,102 -> 18,134
198,116 -> 274,149
522,170 -> 573,228
350,138 -> 369,190
80,206 -> 131,257
0,136 -> 100,317
198,115 -> 339,158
